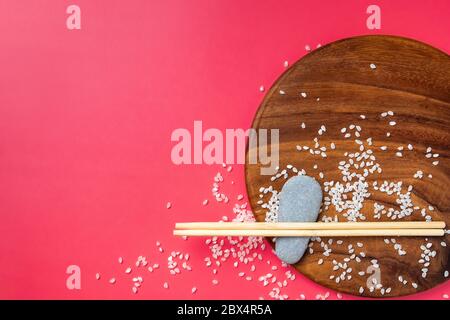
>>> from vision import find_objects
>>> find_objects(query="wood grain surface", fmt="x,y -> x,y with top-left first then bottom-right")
245,35 -> 449,297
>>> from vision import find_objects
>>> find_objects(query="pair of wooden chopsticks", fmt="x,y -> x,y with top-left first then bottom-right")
174,221 -> 446,237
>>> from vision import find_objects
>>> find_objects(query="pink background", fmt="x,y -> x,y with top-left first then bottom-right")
0,0 -> 448,299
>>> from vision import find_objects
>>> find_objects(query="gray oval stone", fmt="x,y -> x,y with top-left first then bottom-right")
275,175 -> 322,264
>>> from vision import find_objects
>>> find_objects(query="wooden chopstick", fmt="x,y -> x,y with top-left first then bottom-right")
173,221 -> 446,237
175,221 -> 445,230
173,228 -> 445,237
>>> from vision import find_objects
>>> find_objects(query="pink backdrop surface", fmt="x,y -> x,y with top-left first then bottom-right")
0,0 -> 448,299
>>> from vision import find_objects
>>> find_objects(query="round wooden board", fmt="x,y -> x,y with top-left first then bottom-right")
245,35 -> 449,298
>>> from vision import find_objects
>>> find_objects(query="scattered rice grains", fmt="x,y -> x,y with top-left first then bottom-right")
93,73 -> 447,300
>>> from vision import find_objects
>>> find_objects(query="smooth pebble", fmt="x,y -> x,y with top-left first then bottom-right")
275,175 -> 322,264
